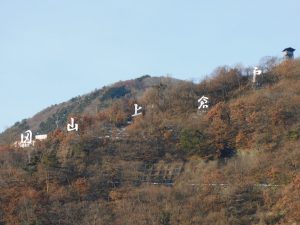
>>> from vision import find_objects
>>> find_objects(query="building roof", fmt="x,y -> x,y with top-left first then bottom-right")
282,47 -> 296,52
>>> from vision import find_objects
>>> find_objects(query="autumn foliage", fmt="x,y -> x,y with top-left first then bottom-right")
0,60 -> 300,224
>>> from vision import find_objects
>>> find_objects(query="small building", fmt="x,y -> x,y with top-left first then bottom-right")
282,47 -> 296,60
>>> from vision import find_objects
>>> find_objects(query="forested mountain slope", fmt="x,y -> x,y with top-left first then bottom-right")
0,75 -> 176,144
0,60 -> 299,225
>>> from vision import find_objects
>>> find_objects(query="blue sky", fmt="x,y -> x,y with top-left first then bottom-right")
0,0 -> 299,132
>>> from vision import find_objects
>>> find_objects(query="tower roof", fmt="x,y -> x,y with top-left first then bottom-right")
282,47 -> 295,52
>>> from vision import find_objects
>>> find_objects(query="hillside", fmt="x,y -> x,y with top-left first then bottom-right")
0,59 -> 299,225
0,75 -> 178,144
